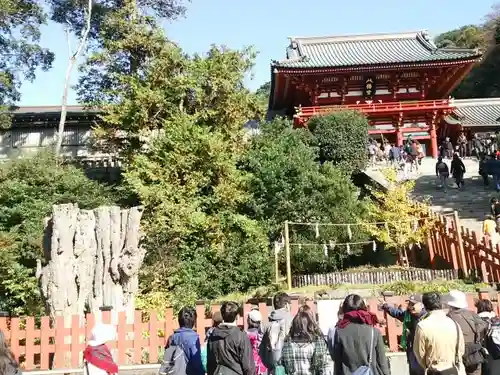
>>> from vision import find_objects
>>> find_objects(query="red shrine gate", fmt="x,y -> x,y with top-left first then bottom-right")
268,31 -> 483,157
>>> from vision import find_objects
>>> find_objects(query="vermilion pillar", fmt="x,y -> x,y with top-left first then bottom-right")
430,123 -> 438,158
396,128 -> 403,146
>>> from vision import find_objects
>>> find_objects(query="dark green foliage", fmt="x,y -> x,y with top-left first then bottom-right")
308,111 -> 369,172
0,0 -> 54,121
435,25 -> 486,49
242,118 -> 369,275
47,0 -> 187,45
434,6 -> 500,98
0,152 -> 114,315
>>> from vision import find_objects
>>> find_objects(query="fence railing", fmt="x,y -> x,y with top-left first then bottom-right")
3,289 -> 498,371
292,268 -> 458,287
429,212 -> 500,282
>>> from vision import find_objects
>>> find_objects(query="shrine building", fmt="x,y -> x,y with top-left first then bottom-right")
268,30 -> 484,158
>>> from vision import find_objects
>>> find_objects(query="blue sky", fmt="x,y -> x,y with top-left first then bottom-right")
19,0 -> 494,106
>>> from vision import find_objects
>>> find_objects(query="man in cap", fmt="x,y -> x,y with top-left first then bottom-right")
446,290 -> 488,375
380,294 -> 426,375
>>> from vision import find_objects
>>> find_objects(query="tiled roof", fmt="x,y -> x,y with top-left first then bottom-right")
272,31 -> 482,69
446,98 -> 500,127
12,105 -> 95,115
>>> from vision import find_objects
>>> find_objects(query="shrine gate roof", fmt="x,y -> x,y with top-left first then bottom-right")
446,98 -> 500,128
272,30 -> 482,69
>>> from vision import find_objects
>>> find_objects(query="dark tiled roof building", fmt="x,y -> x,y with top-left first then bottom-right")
269,30 -> 484,158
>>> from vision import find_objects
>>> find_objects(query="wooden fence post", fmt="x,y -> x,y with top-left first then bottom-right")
453,211 -> 469,277
381,291 -> 399,352
478,287 -> 490,301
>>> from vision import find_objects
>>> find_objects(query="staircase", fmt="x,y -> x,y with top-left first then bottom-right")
367,158 -> 492,234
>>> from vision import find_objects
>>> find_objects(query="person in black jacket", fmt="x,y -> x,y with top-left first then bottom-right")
207,301 -> 255,375
331,294 -> 390,375
451,153 -> 466,189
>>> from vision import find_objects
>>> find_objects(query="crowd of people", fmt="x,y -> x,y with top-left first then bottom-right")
1,289 -> 492,375
147,290 -> 500,375
367,137 -> 425,178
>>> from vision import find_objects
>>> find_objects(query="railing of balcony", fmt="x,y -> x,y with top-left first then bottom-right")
295,99 -> 456,118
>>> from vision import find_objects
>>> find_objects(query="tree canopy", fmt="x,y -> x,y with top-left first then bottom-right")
0,0 -> 54,112
308,111 -> 369,173
434,3 -> 500,98
242,118 -> 369,274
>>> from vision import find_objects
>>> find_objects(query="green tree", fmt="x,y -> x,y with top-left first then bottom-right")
435,25 -> 486,49
255,81 -> 271,99
47,0 -> 186,45
0,152 -> 114,315
125,113 -> 271,307
433,4 -> 500,98
0,0 -> 54,118
74,7 -> 271,306
242,118 -> 369,274
308,111 -> 369,173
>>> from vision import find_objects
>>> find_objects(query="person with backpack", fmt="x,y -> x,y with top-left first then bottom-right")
160,306 -> 204,375
207,301 -> 255,375
446,290 -> 488,375
281,310 -> 332,375
259,293 -> 293,375
475,299 -> 500,375
436,157 -> 450,192
331,294 -> 390,375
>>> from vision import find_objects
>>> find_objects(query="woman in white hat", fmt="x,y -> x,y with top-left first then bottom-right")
246,308 -> 267,375
83,324 -> 118,375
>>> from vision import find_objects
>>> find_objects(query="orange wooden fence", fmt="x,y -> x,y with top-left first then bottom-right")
428,211 -> 500,282
3,290 -> 498,371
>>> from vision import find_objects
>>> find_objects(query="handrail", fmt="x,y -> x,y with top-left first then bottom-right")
296,99 -> 455,117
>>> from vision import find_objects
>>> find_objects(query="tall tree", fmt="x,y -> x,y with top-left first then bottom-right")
71,6 -> 270,306
0,0 -> 54,116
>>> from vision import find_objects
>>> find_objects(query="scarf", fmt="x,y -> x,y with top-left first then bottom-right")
400,311 -> 413,350
337,310 -> 379,329
83,344 -> 118,374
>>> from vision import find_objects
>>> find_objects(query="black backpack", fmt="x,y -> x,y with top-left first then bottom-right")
460,315 -> 486,367
159,337 -> 188,375
486,319 -> 500,360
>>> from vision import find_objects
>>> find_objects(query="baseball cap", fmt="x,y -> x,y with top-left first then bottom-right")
406,294 -> 422,304
248,309 -> 262,322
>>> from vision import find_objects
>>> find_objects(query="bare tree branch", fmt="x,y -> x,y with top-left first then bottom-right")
55,0 -> 93,157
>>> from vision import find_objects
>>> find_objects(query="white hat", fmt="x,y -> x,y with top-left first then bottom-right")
88,323 -> 117,347
248,309 -> 262,322
446,290 -> 468,309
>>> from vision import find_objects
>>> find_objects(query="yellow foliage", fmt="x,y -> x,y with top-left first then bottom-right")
365,168 -> 434,252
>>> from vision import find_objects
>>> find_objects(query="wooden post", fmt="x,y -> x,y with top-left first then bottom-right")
284,220 -> 292,290
477,287 -> 490,301
453,211 -> 469,277
274,244 -> 279,284
430,122 -> 438,159
396,127 -> 403,147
